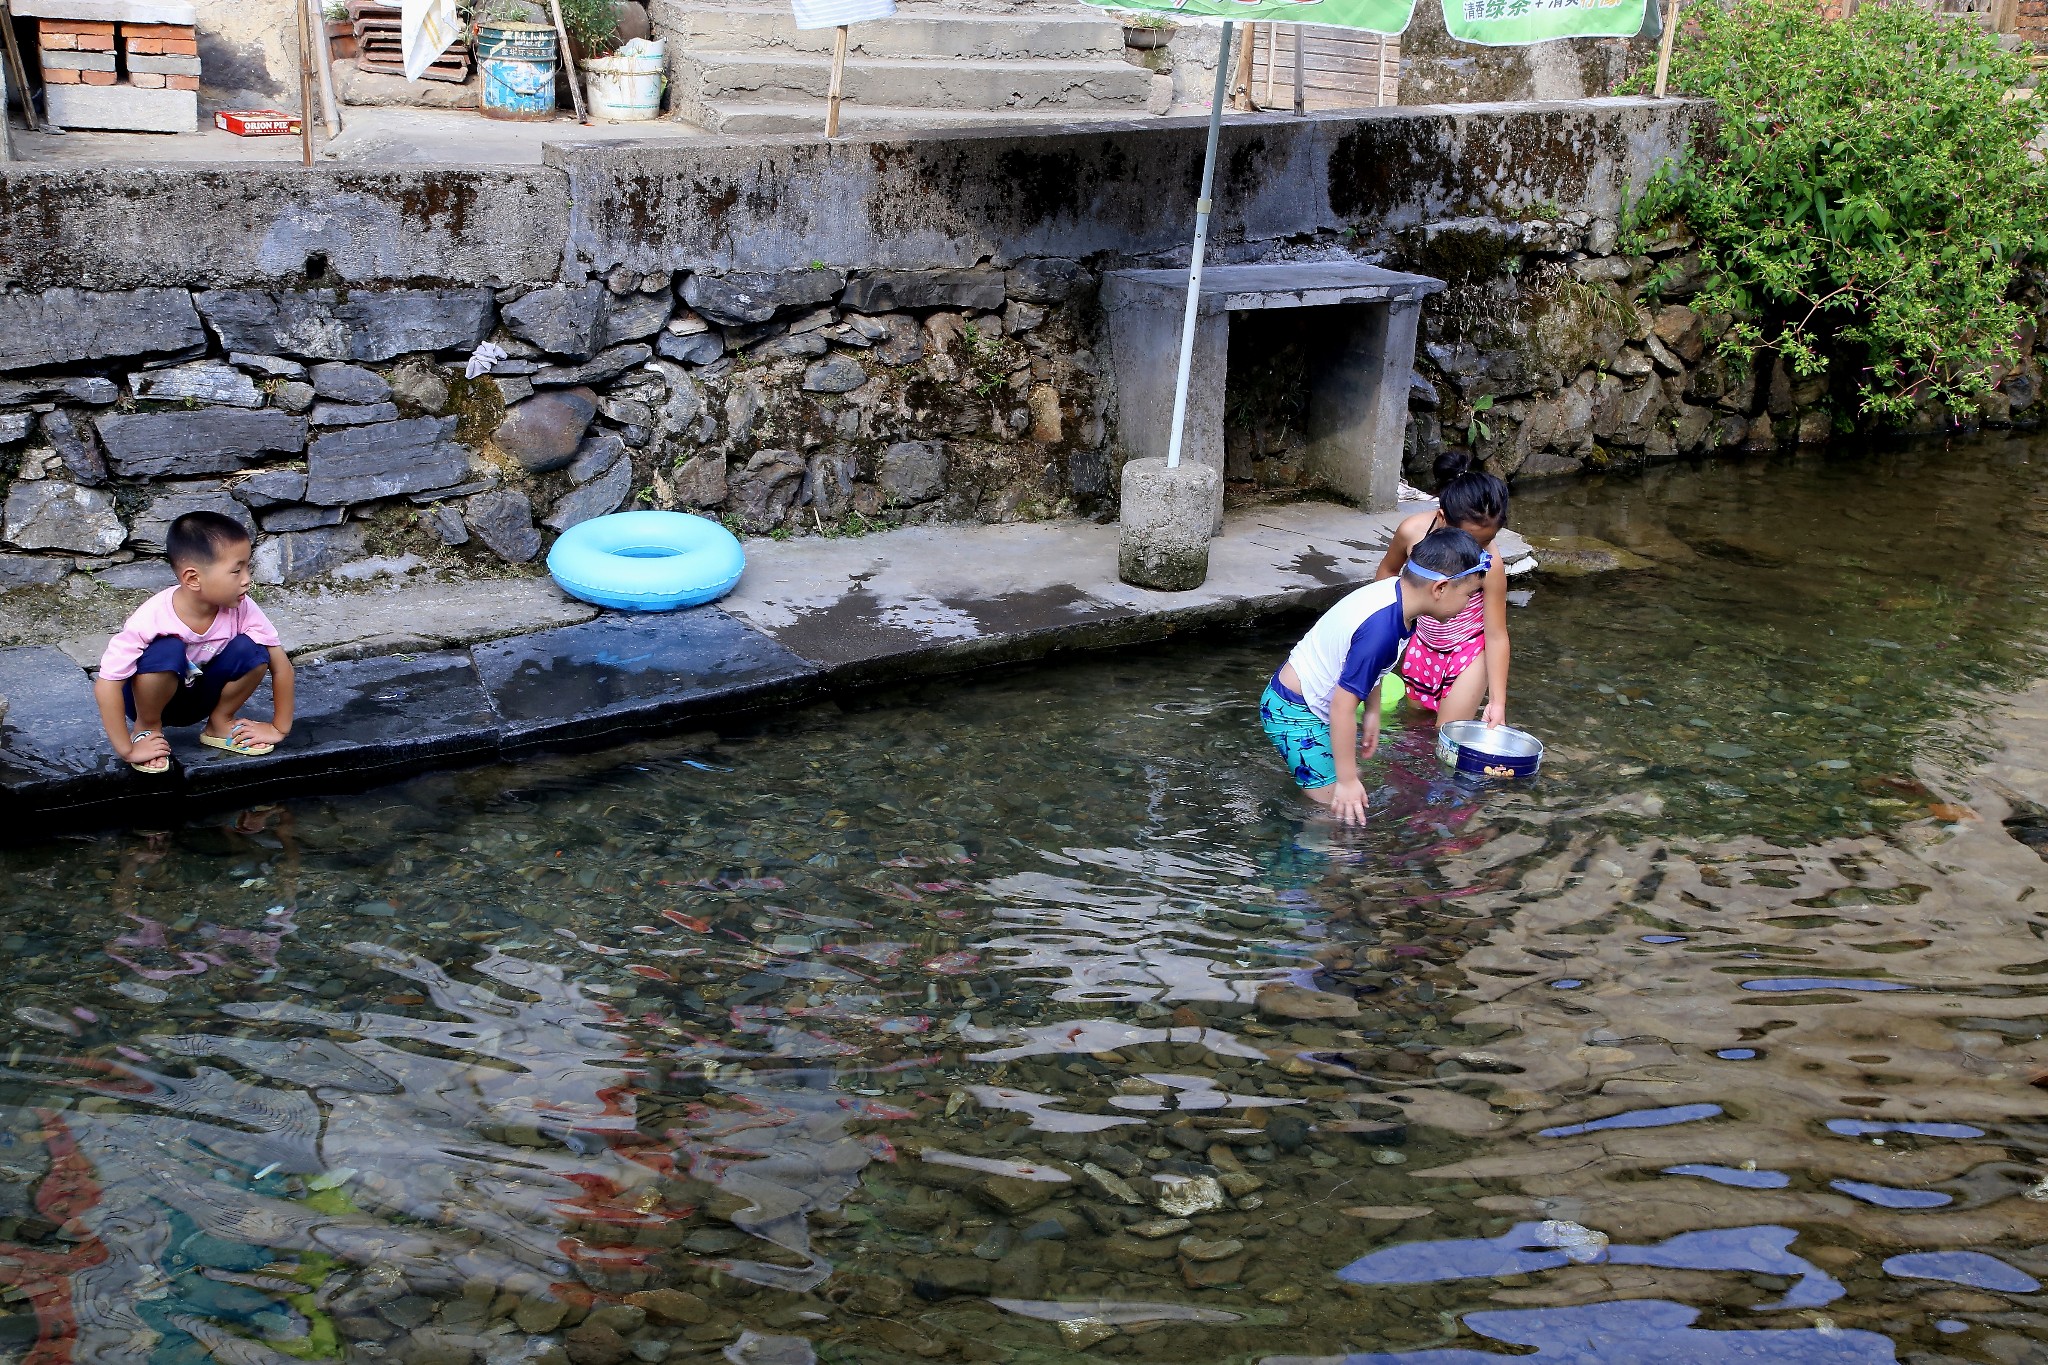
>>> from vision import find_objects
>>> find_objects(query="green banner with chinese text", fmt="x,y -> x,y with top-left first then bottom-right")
1082,0 -> 1418,37
1440,0 -> 1645,45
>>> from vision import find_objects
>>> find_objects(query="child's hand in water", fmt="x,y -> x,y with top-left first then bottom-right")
1329,778 -> 1369,825
1483,698 -> 1507,729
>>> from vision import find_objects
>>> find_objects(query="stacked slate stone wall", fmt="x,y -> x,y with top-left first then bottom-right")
0,263 -> 1107,587
0,101 -> 1726,590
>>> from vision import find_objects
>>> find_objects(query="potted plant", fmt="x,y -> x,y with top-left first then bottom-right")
325,0 -> 357,60
1121,11 -> 1176,49
568,0 -> 665,121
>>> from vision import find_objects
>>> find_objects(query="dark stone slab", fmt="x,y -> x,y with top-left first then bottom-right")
194,289 -> 496,363
305,417 -> 469,505
168,651 -> 502,797
532,344 -> 652,388
0,376 -> 119,406
600,291 -> 673,347
503,282 -> 609,360
0,645 -> 127,814
0,288 -> 203,372
471,610 -> 818,748
95,409 -> 308,479
309,362 -> 392,403
41,410 -> 108,486
841,269 -> 1005,314
682,270 -> 845,327
129,484 -> 253,554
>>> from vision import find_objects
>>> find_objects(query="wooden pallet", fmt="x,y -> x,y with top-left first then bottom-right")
1247,22 -> 1399,111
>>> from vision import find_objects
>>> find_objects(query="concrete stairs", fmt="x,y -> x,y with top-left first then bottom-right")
650,0 -> 1158,134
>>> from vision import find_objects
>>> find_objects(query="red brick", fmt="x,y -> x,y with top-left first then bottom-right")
78,34 -> 116,50
165,74 -> 198,90
125,37 -> 197,54
40,19 -> 114,35
42,66 -> 80,83
39,30 -> 77,48
79,68 -> 116,84
118,22 -> 194,37
127,71 -> 165,87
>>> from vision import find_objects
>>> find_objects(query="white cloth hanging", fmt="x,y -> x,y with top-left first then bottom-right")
402,0 -> 463,81
789,0 -> 895,31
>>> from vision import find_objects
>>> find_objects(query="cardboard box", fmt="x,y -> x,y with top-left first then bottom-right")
215,109 -> 301,136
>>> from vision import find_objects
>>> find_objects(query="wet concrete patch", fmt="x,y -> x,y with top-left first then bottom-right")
170,651 -> 502,797
0,645 -> 127,803
472,609 -> 819,748
761,581 -> 1146,674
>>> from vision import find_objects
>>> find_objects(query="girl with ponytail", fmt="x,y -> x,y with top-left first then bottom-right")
1373,449 -> 1514,727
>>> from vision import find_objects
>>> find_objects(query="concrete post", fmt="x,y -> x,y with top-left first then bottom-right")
1304,298 -> 1421,513
1119,457 -> 1220,591
1103,286 -> 1228,534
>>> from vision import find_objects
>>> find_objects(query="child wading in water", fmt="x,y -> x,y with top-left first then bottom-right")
1261,528 -> 1488,824
94,511 -> 295,775
1375,451 -> 1512,727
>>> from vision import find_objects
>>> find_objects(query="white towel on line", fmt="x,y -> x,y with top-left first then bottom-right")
790,0 -> 896,30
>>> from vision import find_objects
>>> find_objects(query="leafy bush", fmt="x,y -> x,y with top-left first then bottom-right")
1625,0 -> 2048,421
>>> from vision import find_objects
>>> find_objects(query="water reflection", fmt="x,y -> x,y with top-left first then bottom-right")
2,440 -> 2048,1361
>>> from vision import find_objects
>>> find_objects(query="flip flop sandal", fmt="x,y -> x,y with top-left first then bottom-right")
128,731 -> 171,776
200,730 -> 276,758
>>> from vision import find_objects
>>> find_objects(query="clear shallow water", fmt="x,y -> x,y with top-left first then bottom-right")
3,440 -> 2048,1365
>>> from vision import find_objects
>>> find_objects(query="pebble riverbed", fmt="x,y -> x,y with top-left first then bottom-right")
0,438 -> 2046,1364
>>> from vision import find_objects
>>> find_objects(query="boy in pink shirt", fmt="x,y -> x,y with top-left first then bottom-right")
94,511 -> 295,774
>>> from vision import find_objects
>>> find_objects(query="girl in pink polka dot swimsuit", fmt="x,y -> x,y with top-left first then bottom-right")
1373,450 -> 1512,728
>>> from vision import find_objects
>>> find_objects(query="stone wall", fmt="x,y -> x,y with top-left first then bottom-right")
0,101 -> 1716,591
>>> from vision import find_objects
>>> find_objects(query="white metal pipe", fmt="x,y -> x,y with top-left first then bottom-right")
1163,20 -> 1235,472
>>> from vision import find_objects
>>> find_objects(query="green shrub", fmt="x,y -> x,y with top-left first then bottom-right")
1625,0 -> 2048,422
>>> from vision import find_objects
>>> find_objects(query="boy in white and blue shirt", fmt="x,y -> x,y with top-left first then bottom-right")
1261,527 -> 1488,824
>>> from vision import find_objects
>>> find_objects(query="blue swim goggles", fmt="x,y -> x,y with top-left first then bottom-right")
1405,551 -> 1492,582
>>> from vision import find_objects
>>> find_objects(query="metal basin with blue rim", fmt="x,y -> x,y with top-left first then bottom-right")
1437,720 -> 1544,779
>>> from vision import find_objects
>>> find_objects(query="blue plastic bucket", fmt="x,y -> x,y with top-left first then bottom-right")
476,23 -> 556,121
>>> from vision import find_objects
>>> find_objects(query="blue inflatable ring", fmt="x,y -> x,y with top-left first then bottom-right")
547,510 -> 745,612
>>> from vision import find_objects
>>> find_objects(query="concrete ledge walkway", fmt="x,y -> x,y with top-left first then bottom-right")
0,500 -> 1433,833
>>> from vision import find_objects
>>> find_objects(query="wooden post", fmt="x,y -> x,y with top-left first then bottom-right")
307,0 -> 342,137
1264,23 -> 1278,106
296,0 -> 315,165
1375,34 -> 1387,106
545,0 -> 589,123
825,23 -> 848,136
0,0 -> 43,133
1292,22 -> 1304,115
1653,0 -> 1679,97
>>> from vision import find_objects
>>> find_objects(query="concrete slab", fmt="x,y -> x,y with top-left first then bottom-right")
168,650 -> 502,798
51,573 -> 599,670
0,645 -> 125,794
720,499 -> 1417,674
8,104 -> 705,168
471,608 -> 817,749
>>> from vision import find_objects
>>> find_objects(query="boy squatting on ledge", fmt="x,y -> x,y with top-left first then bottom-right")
93,511 -> 296,776
1259,526 -> 1489,825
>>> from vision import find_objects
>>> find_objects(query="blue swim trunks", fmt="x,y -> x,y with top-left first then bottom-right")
122,633 -> 269,728
1260,674 -> 1336,790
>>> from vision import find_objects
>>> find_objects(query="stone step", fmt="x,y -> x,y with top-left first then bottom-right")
651,1 -> 1128,60
683,101 -> 1151,134
669,49 -> 1152,112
